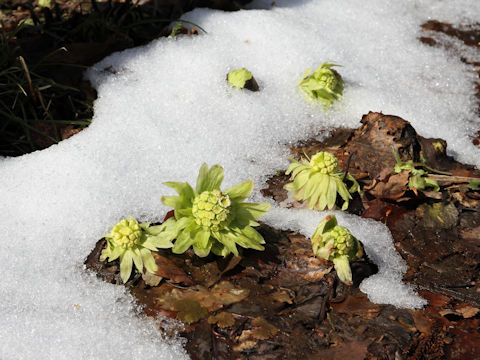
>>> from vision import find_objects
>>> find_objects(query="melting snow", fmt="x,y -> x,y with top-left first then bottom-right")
1,0 -> 479,358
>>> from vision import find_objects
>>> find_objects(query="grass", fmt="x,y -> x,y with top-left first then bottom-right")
0,0 -> 206,156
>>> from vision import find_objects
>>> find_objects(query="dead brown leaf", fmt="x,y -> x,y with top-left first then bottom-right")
368,171 -> 409,200
208,311 -> 236,328
332,295 -> 381,320
251,317 -> 278,340
308,340 -> 368,360
142,271 -> 163,287
153,253 -> 194,285
271,289 -> 293,304
174,299 -> 208,324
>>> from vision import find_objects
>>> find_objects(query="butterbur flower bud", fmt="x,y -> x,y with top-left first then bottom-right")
100,217 -> 174,283
310,152 -> 338,174
284,151 -> 361,211
227,68 -> 259,91
311,215 -> 363,285
192,190 -> 231,231
161,163 -> 270,257
110,218 -> 142,249
299,62 -> 344,107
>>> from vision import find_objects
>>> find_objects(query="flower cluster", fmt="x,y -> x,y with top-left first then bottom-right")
160,163 -> 271,257
298,62 -> 344,106
100,217 -> 173,283
285,151 -> 361,211
311,215 -> 363,285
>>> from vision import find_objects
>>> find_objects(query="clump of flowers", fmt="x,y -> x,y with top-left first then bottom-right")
100,217 -> 174,283
393,150 -> 439,192
227,68 -> 259,91
160,163 -> 270,257
284,151 -> 361,210
311,215 -> 363,285
298,62 -> 344,106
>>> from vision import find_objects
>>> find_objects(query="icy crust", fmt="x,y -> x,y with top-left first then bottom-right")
0,0 -> 479,358
263,207 -> 427,309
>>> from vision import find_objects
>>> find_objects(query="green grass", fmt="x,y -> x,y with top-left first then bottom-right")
0,0 -> 205,156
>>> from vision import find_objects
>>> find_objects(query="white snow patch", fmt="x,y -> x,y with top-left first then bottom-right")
1,0 -> 479,357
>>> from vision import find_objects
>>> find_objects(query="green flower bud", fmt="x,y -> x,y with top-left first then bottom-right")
101,217 -> 173,283
284,151 -> 361,211
310,151 -> 339,175
299,62 -> 344,107
192,190 -> 231,231
227,68 -> 259,91
110,218 -> 142,249
311,215 -> 363,285
161,163 -> 270,258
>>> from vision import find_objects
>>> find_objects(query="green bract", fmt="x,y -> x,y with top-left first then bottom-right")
100,217 -> 174,283
227,68 -> 253,89
393,151 -> 439,192
161,163 -> 271,257
311,215 -> 363,285
299,62 -> 344,106
285,151 -> 361,211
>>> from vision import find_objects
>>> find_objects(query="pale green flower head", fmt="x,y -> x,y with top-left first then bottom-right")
310,151 -> 338,174
227,68 -> 253,89
100,217 -> 174,283
284,151 -> 361,211
299,62 -> 344,106
161,163 -> 271,257
311,215 -> 363,285
192,190 -> 231,231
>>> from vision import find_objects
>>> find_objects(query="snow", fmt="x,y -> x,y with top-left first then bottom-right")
1,0 -> 479,358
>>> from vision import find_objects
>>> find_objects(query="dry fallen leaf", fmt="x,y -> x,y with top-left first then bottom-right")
233,330 -> 258,352
270,289 -> 293,304
142,271 -> 163,287
174,299 -> 208,323
251,317 -> 278,340
332,295 -> 381,320
207,311 -> 235,328
153,253 -> 194,285
368,171 -> 409,200
455,305 -> 479,318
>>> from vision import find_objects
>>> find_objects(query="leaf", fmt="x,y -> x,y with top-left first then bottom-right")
208,312 -> 235,328
368,171 -> 409,200
251,317 -> 278,340
119,250 -> 133,283
195,163 -> 224,193
468,179 -> 480,190
270,290 -> 293,304
174,300 -> 208,323
152,252 -> 194,285
227,68 -> 253,88
332,294 -> 380,319
210,281 -> 249,306
140,247 -> 158,274
225,180 -> 253,200
332,255 -> 353,285
142,271 -> 163,287
455,305 -> 479,318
